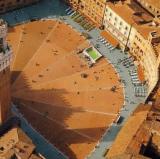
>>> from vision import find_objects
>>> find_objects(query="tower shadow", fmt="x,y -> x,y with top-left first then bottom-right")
11,71 -> 106,159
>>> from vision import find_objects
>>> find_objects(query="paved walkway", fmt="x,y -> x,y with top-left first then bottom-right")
1,0 -> 147,158
60,16 -> 146,159
12,105 -> 68,159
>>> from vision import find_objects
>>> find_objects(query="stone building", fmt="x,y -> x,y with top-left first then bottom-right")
135,0 -> 160,17
102,0 -> 160,94
0,19 -> 12,124
106,103 -> 160,159
0,123 -> 44,159
0,0 -> 39,14
67,0 -> 160,94
66,0 -> 107,26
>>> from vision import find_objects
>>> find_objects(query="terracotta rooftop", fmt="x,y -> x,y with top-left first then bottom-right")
106,104 -> 151,158
143,0 -> 160,10
106,0 -> 160,39
107,153 -> 150,159
152,133 -> 160,149
0,127 -> 43,159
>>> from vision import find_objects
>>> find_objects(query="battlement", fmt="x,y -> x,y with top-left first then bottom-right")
0,48 -> 12,72
0,19 -> 7,38
0,19 -> 13,72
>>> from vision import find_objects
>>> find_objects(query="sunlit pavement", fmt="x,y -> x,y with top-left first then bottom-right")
63,16 -> 146,159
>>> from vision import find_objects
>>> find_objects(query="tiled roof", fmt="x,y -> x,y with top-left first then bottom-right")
0,127 -> 43,159
106,0 -> 160,39
106,104 -> 151,157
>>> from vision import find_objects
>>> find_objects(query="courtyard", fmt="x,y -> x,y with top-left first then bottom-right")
8,20 -> 124,159
3,0 -> 147,158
